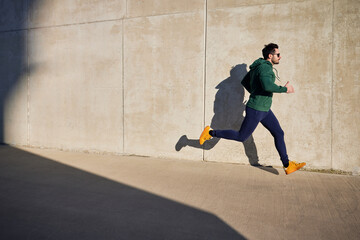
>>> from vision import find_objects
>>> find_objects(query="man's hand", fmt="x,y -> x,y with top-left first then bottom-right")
285,81 -> 295,93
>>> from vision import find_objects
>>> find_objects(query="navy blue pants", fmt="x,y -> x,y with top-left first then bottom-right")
213,106 -> 289,166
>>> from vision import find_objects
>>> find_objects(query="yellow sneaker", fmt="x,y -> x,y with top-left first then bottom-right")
284,161 -> 306,175
199,126 -> 212,145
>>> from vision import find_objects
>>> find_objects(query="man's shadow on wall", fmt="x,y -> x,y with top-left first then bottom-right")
176,64 -> 279,175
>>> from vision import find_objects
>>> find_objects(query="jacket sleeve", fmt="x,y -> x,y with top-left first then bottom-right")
259,68 -> 287,93
241,72 -> 251,93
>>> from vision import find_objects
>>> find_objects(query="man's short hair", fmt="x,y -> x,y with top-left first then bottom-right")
262,43 -> 278,59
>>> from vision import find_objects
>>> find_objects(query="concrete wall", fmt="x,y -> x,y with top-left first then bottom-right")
0,0 -> 359,172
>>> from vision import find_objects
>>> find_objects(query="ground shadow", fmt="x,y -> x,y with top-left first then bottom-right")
175,64 -> 278,175
0,145 -> 246,239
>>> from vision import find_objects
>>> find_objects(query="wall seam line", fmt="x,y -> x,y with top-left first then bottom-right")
1,10 -> 203,34
26,0 -> 30,147
331,0 -> 335,169
122,19 -> 125,155
208,0 -> 310,11
202,0 -> 207,162
124,9 -> 203,20
6,18 -> 124,32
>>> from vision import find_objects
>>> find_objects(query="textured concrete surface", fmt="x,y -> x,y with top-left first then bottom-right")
124,11 -> 204,160
28,21 -> 123,153
28,0 -> 126,28
0,145 -> 359,239
0,0 -> 359,172
127,0 -> 204,18
332,0 -> 360,171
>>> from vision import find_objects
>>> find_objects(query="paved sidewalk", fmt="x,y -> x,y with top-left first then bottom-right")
0,146 -> 359,240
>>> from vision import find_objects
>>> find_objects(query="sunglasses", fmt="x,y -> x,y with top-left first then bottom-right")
273,53 -> 280,57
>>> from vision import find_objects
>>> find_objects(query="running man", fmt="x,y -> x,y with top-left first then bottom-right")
200,43 -> 306,175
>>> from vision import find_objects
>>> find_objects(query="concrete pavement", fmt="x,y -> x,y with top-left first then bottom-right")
0,145 -> 359,239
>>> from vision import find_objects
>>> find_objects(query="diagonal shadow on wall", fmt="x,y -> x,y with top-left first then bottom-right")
0,146 -> 246,239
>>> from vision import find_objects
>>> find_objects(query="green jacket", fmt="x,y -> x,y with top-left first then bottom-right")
241,58 -> 287,112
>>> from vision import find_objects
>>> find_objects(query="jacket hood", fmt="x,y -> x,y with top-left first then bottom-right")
249,58 -> 272,70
